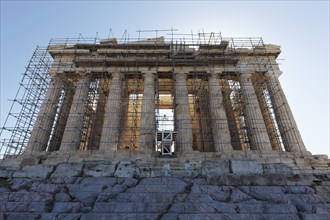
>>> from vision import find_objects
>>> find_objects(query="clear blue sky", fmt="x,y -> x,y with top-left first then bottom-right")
1,1 -> 329,156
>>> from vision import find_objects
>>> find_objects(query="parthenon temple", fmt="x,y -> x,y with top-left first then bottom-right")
0,31 -> 310,159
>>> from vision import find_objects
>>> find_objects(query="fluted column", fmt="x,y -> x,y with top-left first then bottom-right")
139,71 -> 156,153
220,79 -> 242,150
25,76 -> 63,154
175,71 -> 193,152
60,74 -> 92,151
252,76 -> 282,151
99,72 -> 123,151
48,85 -> 75,151
88,79 -> 109,150
208,72 -> 233,151
266,72 -> 307,152
239,73 -> 272,150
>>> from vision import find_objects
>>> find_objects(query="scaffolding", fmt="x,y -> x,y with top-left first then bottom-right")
1,30 -> 300,159
0,47 -> 52,157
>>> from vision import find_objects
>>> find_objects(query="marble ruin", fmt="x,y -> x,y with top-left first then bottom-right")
0,32 -> 311,160
0,32 -> 329,219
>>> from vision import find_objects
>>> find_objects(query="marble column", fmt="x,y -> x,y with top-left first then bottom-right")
25,76 -> 63,154
48,85 -> 75,151
175,71 -> 193,152
88,79 -> 109,150
266,72 -> 307,152
252,76 -> 282,151
239,73 -> 272,150
139,71 -> 156,152
220,79 -> 242,150
60,74 -> 92,151
208,72 -> 233,151
197,91 -> 214,152
99,72 -> 123,151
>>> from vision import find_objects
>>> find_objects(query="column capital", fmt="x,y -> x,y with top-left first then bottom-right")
78,71 -> 92,77
141,70 -> 156,74
174,67 -> 189,74
111,72 -> 124,79
210,67 -> 225,74
239,72 -> 253,77
208,71 -> 219,79
265,70 -> 282,78
141,71 -> 156,79
175,71 -> 188,80
237,63 -> 255,75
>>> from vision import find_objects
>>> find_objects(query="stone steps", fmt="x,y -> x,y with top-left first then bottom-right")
4,212 -> 329,220
160,213 -> 311,220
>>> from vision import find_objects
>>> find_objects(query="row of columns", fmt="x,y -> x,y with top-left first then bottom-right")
25,70 -> 307,155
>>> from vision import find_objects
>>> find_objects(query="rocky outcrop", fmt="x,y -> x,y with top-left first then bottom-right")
0,159 -> 329,219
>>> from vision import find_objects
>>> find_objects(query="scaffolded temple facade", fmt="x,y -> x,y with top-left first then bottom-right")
0,31 -> 309,158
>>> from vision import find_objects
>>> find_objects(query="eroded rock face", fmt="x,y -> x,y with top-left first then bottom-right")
0,159 -> 329,219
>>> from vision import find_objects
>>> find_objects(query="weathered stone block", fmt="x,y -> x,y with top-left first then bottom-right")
284,186 -> 315,194
207,174 -> 287,186
20,158 -> 39,167
135,166 -> 156,178
237,189 -> 289,204
0,201 -> 51,212
191,184 -> 225,194
0,166 -> 17,178
13,164 -> 54,178
161,213 -> 178,220
314,204 -> 330,214
83,161 -> 116,177
139,177 -> 186,185
50,176 -> 77,184
55,192 -> 72,202
7,191 -> 53,202
127,183 -> 186,194
201,160 -> 230,176
78,177 -> 117,186
169,202 -> 236,214
10,178 -> 34,190
300,214 -> 330,220
29,182 -> 62,193
230,188 -> 254,203
67,182 -> 105,206
185,193 -> 215,203
184,162 -> 200,177
43,213 -> 83,220
287,194 -> 326,205
263,163 -> 293,175
80,213 -> 159,220
162,163 -> 170,176
315,186 -> 330,202
207,174 -> 245,186
51,163 -> 83,178
92,202 -> 168,213
115,192 -> 175,203
192,178 -> 208,185
96,190 -> 124,202
239,185 -> 284,195
175,214 -> 300,220
114,161 -> 136,178
230,159 -> 263,175
5,213 -> 41,220
52,202 -> 84,213
286,173 -> 316,186
235,204 -> 297,214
